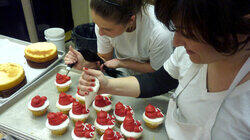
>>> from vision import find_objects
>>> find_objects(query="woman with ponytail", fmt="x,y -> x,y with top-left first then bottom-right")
65,0 -> 174,76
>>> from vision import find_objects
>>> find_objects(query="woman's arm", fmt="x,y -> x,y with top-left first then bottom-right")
118,59 -> 155,73
77,66 -> 178,98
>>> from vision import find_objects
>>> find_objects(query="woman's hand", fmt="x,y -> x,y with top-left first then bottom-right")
77,68 -> 109,95
64,46 -> 85,70
104,59 -> 121,69
64,46 -> 100,70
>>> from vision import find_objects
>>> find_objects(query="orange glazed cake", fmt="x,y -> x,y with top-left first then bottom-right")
24,42 -> 58,68
0,63 -> 26,98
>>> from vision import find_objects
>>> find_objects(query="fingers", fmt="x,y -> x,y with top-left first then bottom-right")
64,50 -> 77,64
83,67 -> 103,78
79,78 -> 96,87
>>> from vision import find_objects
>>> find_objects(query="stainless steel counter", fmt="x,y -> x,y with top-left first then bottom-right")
0,35 -> 170,140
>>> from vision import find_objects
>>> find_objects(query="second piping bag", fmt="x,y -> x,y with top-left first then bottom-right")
80,77 -> 100,109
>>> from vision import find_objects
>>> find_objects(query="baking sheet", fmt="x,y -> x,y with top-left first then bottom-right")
0,38 -> 65,104
0,65 -> 170,140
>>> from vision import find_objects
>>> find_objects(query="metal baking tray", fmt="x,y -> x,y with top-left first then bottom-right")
0,38 -> 65,105
0,65 -> 170,140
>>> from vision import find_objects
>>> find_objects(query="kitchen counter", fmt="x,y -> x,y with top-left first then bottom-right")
0,35 -> 171,140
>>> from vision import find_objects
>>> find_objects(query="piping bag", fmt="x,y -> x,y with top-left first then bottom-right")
65,62 -> 100,109
81,77 -> 100,109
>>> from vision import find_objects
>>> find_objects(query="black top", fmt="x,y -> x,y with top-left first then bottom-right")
135,66 -> 179,98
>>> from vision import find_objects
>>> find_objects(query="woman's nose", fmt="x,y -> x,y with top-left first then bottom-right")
173,32 -> 186,47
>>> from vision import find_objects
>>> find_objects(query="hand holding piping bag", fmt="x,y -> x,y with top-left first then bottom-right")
77,67 -> 109,109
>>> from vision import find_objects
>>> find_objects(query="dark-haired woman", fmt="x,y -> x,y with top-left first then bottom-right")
64,0 -> 173,76
78,0 -> 249,139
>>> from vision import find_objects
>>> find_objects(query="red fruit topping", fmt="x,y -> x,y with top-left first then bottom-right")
145,104 -> 164,119
95,95 -> 111,107
96,111 -> 115,125
115,102 -> 125,116
47,112 -> 68,125
123,115 -> 143,132
115,102 -> 134,117
31,95 -> 47,107
58,92 -> 75,105
72,101 -> 89,115
56,73 -> 71,84
74,121 -> 95,138
103,128 -> 124,140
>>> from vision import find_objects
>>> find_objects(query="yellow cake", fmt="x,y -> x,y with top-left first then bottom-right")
25,42 -> 57,63
0,63 -> 26,97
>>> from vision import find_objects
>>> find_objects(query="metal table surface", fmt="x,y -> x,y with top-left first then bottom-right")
0,35 -> 171,140
0,35 -> 65,105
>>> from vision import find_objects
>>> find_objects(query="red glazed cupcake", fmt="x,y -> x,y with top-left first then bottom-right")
143,104 -> 164,128
28,95 -> 49,116
69,101 -> 90,123
100,128 -> 124,140
56,92 -> 75,114
71,121 -> 96,140
46,112 -> 69,135
55,73 -> 72,92
114,102 -> 134,124
94,110 -> 116,135
120,114 -> 143,139
92,95 -> 112,113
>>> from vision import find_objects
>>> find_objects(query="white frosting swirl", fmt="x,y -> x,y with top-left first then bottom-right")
71,129 -> 95,140
92,100 -> 112,112
94,120 -> 115,132
113,111 -> 125,122
120,123 -> 142,139
69,109 -> 90,120
46,118 -> 69,130
142,112 -> 164,124
28,100 -> 49,111
56,101 -> 73,110
54,80 -> 72,87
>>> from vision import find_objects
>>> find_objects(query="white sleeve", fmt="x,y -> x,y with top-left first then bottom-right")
212,89 -> 250,140
95,25 -> 113,54
149,28 -> 174,70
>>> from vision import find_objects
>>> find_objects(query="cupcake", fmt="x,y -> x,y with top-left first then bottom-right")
55,73 -> 72,92
75,88 -> 88,104
120,114 -> 143,139
56,92 -> 75,114
69,101 -> 90,123
46,112 -> 70,135
114,102 -> 134,125
92,95 -> 112,113
101,93 -> 112,99
28,95 -> 49,116
100,128 -> 124,140
143,104 -> 164,129
94,110 -> 116,135
71,121 -> 96,140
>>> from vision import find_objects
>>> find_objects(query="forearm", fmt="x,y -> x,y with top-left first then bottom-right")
119,59 -> 155,73
105,76 -> 140,97
135,66 -> 179,98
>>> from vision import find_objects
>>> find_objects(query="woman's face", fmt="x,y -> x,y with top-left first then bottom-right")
91,10 -> 128,38
173,32 -> 225,64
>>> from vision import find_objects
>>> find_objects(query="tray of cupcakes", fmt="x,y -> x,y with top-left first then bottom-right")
0,65 -> 169,140
0,38 -> 65,104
